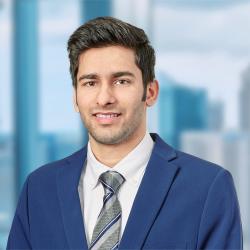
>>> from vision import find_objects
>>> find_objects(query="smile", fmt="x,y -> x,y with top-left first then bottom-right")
95,113 -> 120,118
93,112 -> 122,124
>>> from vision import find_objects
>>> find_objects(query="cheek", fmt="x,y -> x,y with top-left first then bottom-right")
76,99 -> 87,109
76,91 -> 94,107
117,88 -> 141,103
123,97 -> 145,116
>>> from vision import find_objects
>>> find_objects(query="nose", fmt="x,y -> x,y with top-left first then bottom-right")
96,84 -> 116,107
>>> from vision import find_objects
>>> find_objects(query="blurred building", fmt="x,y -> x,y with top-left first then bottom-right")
39,132 -> 83,164
14,0 -> 39,192
207,100 -> 224,130
240,64 -> 250,131
181,131 -> 250,248
81,0 -> 112,22
0,134 -> 15,249
158,72 -> 208,148
0,0 -> 4,11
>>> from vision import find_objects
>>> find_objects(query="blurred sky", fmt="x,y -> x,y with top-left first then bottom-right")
1,0 -> 250,132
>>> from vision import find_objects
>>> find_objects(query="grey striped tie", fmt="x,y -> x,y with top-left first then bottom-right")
89,171 -> 125,250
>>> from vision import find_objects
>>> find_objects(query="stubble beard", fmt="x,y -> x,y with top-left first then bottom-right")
82,104 -> 145,145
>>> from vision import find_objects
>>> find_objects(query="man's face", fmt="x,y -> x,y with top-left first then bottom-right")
74,45 -> 147,145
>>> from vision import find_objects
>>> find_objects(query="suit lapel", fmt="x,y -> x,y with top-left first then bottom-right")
56,134 -> 179,249
57,147 -> 89,249
119,134 -> 180,249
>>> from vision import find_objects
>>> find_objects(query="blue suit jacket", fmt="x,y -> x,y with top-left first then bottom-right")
7,133 -> 242,249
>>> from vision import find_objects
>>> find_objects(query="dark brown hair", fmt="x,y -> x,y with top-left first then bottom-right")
67,16 -> 155,101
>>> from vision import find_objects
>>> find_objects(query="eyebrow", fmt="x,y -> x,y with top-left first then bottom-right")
78,73 -> 98,82
78,71 -> 135,82
112,71 -> 135,78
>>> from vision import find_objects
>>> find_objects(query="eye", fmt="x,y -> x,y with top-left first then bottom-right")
82,81 -> 96,87
115,79 -> 130,85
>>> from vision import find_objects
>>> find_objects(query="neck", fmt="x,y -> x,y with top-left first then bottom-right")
89,129 -> 147,167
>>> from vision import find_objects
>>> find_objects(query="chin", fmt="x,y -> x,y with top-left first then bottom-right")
90,130 -> 130,145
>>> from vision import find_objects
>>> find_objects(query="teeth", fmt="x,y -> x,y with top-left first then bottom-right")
96,114 -> 119,118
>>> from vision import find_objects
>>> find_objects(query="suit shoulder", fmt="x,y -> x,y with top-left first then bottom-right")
177,150 -> 223,171
172,149 -> 230,184
153,133 -> 226,178
170,150 -> 236,206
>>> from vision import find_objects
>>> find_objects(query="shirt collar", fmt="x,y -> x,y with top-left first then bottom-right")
86,132 -> 154,189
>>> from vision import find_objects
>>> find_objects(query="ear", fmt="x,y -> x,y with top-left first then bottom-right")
73,88 -> 79,112
146,80 -> 159,107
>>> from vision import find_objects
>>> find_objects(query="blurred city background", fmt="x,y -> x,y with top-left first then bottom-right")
0,0 -> 250,248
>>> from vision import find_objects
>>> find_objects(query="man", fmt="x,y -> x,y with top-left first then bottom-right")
7,17 -> 242,249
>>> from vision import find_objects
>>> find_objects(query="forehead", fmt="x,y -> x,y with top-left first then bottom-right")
77,45 -> 140,75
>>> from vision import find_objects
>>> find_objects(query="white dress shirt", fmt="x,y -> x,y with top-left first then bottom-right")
81,132 -> 154,245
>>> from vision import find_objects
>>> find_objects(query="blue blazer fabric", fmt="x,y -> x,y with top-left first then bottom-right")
7,133 -> 242,249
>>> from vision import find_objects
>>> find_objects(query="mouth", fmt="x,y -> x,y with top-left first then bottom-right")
92,112 -> 122,124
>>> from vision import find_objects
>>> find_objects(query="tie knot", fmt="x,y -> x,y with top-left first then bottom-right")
99,171 -> 125,194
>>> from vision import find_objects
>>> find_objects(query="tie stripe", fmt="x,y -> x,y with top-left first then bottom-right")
103,192 -> 112,204
91,226 -> 120,250
89,212 -> 121,249
100,180 -> 115,193
111,242 -> 119,250
90,171 -> 125,250
94,199 -> 121,236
